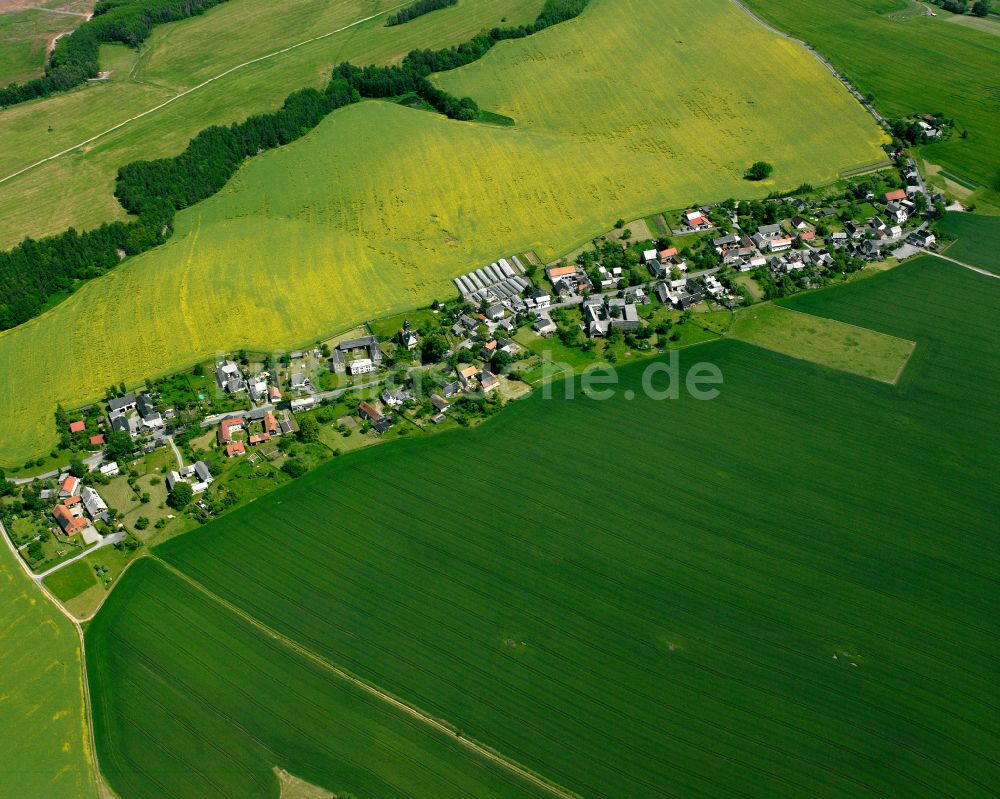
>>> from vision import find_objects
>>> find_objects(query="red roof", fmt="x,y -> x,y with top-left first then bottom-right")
89,434 -> 105,446
547,264 -> 577,279
60,475 -> 80,495
659,247 -> 678,258
799,231 -> 815,240
53,504 -> 86,534
884,189 -> 906,202
248,433 -> 271,445
218,417 -> 243,443
359,401 -> 382,422
69,420 -> 85,433
263,412 -> 278,433
64,495 -> 81,507
225,441 -> 245,457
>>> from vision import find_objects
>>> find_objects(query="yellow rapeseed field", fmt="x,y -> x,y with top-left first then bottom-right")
0,0 -> 887,465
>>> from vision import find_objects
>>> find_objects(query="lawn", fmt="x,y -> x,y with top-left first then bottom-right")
42,558 -> 96,602
85,557 -> 556,799
98,258 -> 1000,798
742,0 -> 1000,209
936,212 -> 1000,274
731,302 -> 915,382
0,545 -> 98,798
0,0 -> 888,467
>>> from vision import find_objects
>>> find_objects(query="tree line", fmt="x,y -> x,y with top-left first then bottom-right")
0,0 -> 592,331
0,0 -> 233,109
386,0 -> 457,27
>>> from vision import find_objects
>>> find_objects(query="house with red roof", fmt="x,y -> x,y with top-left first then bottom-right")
217,417 -> 243,445
89,434 -> 105,447
225,441 -> 245,458
69,420 -> 85,434
59,475 -> 80,498
53,502 -> 88,535
883,189 -> 906,203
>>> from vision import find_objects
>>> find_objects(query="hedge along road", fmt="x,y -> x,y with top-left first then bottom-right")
0,0 -> 409,188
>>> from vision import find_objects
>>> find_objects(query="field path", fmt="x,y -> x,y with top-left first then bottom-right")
152,555 -> 581,799
923,249 -> 1000,279
728,0 -> 887,127
0,1 -> 409,188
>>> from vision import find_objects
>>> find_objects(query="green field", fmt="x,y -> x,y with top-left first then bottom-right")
0,0 -> 545,247
85,558 -> 554,799
82,259 -> 1000,797
730,302 -> 915,382
743,0 -> 1000,209
0,545 -> 98,798
0,1 -> 91,85
936,212 -> 1000,274
42,558 -> 97,602
0,0 -> 887,467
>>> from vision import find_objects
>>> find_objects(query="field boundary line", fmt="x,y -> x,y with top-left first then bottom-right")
0,519 -> 106,799
151,555 -> 582,799
922,249 -> 1000,279
0,1 -> 410,188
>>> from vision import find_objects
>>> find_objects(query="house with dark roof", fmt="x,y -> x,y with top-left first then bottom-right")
108,393 -> 137,414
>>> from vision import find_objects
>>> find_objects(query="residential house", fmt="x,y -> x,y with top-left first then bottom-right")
790,216 -> 810,231
225,441 -> 246,458
479,370 -> 500,393
89,434 -> 105,447
329,349 -> 346,373
484,304 -> 505,322
642,248 -> 660,264
290,372 -> 307,391
430,394 -> 450,412
81,486 -> 109,522
757,223 -> 782,239
457,365 -> 479,389
108,393 -> 138,415
711,233 -> 738,250
290,397 -> 315,413
348,358 -> 376,376
248,376 -> 268,402
381,387 -> 412,408
217,417 -> 243,444
99,462 -> 120,478
528,290 -> 551,308
545,264 -> 578,285
59,475 -> 80,498
53,501 -> 90,536
263,412 -> 279,436
269,385 -> 283,402
768,237 -> 793,253
886,201 -> 908,224
399,325 -> 419,351
908,230 -> 936,247
69,419 -> 85,434
683,209 -> 712,229
215,360 -> 242,391
359,401 -> 392,433
883,189 -> 906,203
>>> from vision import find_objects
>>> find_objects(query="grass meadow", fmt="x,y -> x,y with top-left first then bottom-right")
743,0 -> 1000,209
0,0 -> 545,247
0,1 -> 91,85
85,557 -> 555,799
0,0 -> 887,467
83,260 -> 1000,798
730,302 -> 914,382
936,212 -> 1000,274
0,546 -> 97,798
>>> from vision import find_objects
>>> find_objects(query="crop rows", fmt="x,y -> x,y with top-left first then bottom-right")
86,558 -> 555,799
137,263 -> 1000,798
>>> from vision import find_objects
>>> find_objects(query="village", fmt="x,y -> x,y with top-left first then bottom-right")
0,154 -> 946,611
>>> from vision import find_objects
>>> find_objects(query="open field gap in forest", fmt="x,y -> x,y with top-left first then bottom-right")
0,0 -> 411,187
149,555 -> 579,799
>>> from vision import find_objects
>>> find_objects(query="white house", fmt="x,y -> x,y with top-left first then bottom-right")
80,486 -> 109,522
348,358 -> 376,375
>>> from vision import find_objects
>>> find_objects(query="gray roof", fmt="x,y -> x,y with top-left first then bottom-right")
195,461 -> 212,482
108,393 -> 137,413
758,224 -> 781,237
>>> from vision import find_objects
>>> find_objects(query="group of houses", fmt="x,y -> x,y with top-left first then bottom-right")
107,391 -> 166,442
216,407 -> 284,458
166,460 -> 214,494
329,335 -> 383,376
50,474 -> 107,545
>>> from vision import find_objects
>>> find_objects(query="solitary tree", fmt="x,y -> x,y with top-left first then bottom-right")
744,161 -> 774,181
105,430 -> 133,461
972,0 -> 991,15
